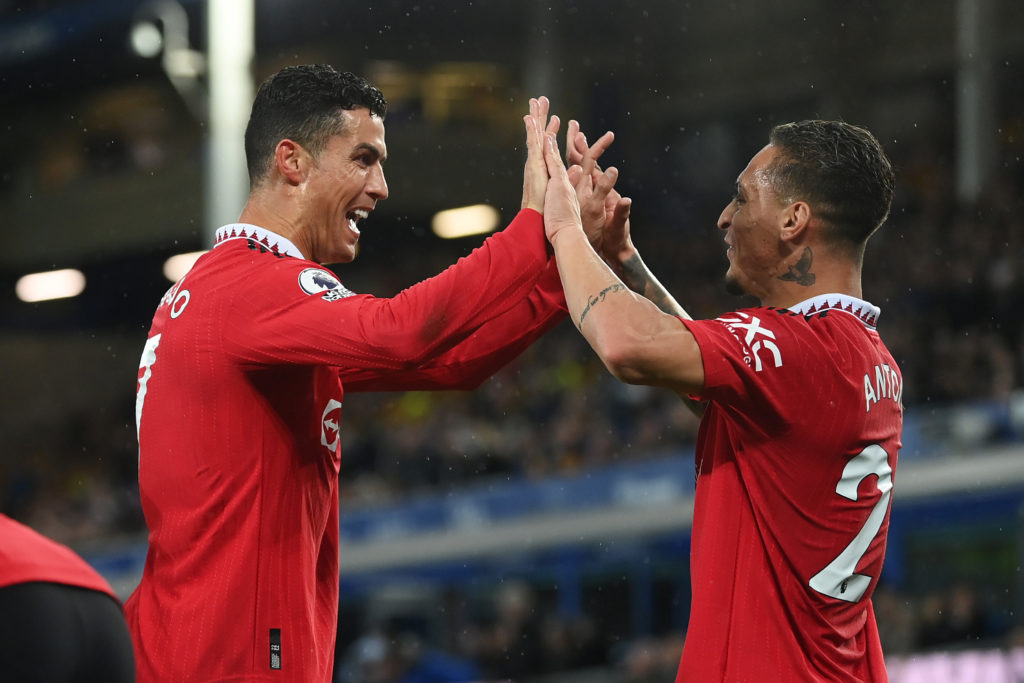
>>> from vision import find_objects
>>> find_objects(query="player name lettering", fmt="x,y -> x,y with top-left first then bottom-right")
864,363 -> 901,412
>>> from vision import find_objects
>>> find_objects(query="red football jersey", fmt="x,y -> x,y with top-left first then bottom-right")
125,209 -> 565,682
0,513 -> 117,599
676,294 -> 901,683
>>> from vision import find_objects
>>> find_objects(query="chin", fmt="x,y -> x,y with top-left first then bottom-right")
328,242 -> 358,265
724,274 -> 747,297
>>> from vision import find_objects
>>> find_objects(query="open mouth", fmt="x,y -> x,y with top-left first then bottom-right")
347,209 -> 369,236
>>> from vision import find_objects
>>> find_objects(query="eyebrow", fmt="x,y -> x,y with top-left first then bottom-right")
355,142 -> 387,164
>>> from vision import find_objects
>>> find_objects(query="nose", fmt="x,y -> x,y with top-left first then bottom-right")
717,201 -> 733,231
368,165 -> 389,201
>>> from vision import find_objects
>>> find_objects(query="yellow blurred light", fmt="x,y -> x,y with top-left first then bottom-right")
431,204 -> 500,239
16,268 -> 86,303
163,251 -> 207,282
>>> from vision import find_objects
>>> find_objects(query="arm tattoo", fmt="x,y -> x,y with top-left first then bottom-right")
778,246 -> 816,286
578,283 -> 627,328
618,253 -> 651,296
619,252 -> 687,318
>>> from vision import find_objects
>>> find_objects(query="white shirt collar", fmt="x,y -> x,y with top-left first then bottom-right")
785,293 -> 881,328
213,223 -> 306,260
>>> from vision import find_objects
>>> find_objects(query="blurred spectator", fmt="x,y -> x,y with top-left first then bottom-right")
476,580 -> 546,679
916,583 -> 992,650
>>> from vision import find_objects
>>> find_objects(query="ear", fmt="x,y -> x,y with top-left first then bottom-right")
273,139 -> 308,185
779,201 -> 812,243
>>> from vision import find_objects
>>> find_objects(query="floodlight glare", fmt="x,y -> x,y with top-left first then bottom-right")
163,251 -> 207,282
16,268 -> 86,303
432,204 -> 501,239
130,21 -> 164,58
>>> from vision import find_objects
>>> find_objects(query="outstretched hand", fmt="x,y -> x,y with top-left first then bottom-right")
540,132 -> 584,244
521,97 -> 560,213
565,120 -> 636,264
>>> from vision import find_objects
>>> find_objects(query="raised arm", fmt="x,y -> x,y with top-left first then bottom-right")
563,122 -> 705,414
228,97 -> 561,372
341,259 -> 566,392
542,131 -> 706,399
340,97 -> 570,391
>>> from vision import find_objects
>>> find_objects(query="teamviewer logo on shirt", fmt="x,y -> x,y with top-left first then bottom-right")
298,268 -> 355,301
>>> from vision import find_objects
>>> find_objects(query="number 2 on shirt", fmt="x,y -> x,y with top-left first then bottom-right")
808,443 -> 893,603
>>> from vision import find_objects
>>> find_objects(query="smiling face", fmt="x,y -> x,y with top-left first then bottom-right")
303,107 -> 388,264
716,144 -> 789,299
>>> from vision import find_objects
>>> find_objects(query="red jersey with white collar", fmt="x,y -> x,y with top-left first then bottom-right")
676,294 -> 901,683
125,209 -> 565,682
0,514 -> 117,599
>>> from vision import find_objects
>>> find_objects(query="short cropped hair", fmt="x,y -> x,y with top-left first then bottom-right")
766,120 -> 895,254
244,65 -> 388,187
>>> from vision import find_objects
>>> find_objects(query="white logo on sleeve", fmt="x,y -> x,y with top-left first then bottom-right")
321,399 -> 342,452
298,268 -> 355,301
716,312 -> 784,372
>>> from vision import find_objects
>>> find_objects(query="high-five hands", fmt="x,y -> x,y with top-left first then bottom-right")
525,101 -> 629,264
521,97 -> 561,213
540,130 -> 584,243
565,120 -> 637,264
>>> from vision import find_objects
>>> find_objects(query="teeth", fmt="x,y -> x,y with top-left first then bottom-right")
347,209 -> 368,236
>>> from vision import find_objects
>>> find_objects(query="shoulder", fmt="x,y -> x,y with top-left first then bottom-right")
686,306 -> 807,353
205,240 -> 361,302
686,304 -> 860,378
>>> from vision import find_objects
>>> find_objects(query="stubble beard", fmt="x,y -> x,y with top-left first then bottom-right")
724,272 -> 746,297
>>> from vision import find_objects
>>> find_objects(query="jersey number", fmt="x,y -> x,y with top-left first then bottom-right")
136,334 -> 161,440
808,444 -> 893,603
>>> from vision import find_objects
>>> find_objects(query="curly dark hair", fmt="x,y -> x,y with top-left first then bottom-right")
766,120 -> 895,256
244,64 -> 388,186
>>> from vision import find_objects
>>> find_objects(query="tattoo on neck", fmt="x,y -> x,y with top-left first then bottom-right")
578,283 -> 627,328
778,246 -> 816,286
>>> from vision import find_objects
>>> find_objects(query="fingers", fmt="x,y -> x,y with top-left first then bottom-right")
612,196 -> 632,224
603,196 -> 633,257
521,98 -> 550,212
567,163 -> 583,186
587,131 -> 615,162
525,97 -> 557,153
523,101 -> 545,170
588,166 -> 619,207
546,114 -> 561,139
576,129 -> 615,185
536,95 -> 549,124
566,120 -> 581,165
542,132 -> 584,240
596,165 -> 618,189
544,133 -> 569,179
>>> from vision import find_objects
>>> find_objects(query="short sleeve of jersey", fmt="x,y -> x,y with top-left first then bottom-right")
680,309 -> 811,431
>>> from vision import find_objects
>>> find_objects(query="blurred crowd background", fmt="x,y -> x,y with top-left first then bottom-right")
2,1 -> 1023,681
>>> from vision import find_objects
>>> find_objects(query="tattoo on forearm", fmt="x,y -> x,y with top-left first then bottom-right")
778,246 -> 816,286
619,253 -> 687,317
578,283 -> 627,328
619,254 -> 650,295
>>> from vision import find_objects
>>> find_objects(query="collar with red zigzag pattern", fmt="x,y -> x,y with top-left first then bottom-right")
213,223 -> 306,260
786,293 -> 881,329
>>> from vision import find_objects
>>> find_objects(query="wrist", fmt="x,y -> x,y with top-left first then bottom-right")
606,242 -> 639,270
548,223 -> 587,249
